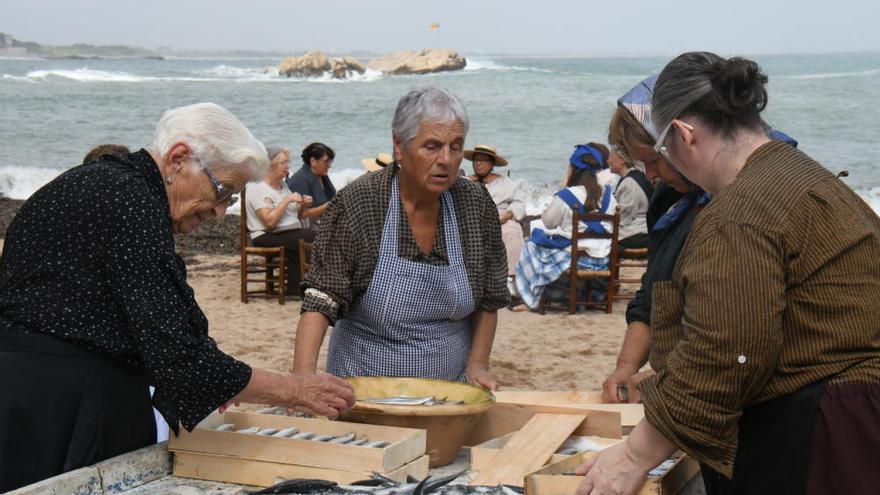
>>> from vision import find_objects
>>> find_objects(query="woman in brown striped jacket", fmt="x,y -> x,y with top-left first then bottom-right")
576,52 -> 880,495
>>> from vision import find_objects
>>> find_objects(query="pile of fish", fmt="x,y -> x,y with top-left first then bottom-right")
360,396 -> 465,407
245,471 -> 523,495
211,424 -> 389,448
256,406 -> 314,417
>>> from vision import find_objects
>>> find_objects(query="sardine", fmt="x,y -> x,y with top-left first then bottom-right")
256,406 -> 288,415
214,423 -> 235,431
291,431 -> 316,440
312,434 -> 336,442
273,427 -> 300,438
361,396 -> 435,406
363,440 -> 389,448
257,428 -> 280,436
237,426 -> 261,434
245,478 -> 338,494
349,438 -> 369,446
328,432 -> 356,444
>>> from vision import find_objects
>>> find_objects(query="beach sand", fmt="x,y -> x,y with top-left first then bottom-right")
188,253 -> 635,392
1,197 -> 635,392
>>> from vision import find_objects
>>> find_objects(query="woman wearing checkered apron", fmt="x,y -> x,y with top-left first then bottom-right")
293,87 -> 510,390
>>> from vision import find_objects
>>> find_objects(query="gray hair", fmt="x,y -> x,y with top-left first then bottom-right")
653,52 -> 768,139
150,102 -> 269,179
391,86 -> 470,145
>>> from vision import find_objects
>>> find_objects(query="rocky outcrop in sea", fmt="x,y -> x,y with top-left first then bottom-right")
367,49 -> 467,75
278,51 -> 366,79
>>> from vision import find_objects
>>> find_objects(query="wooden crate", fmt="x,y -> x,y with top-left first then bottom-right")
168,411 -> 425,474
466,403 -> 623,446
525,451 -> 699,495
493,391 -> 645,434
173,451 -> 430,487
470,433 -> 623,471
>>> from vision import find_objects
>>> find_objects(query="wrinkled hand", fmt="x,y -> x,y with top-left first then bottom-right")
466,366 -> 499,391
302,195 -> 314,207
289,373 -> 355,419
287,192 -> 303,204
575,444 -> 650,495
601,364 -> 640,403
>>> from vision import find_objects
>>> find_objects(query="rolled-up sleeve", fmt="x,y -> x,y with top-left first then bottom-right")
301,196 -> 355,322
637,222 -> 786,477
105,202 -> 251,434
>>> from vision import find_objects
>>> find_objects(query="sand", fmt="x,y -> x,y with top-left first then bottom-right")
188,253 -> 636,392
0,195 -> 636,393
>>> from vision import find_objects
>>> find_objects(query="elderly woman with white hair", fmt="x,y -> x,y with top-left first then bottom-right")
293,87 -> 510,389
0,103 -> 354,492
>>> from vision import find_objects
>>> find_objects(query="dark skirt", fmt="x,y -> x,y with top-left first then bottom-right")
701,380 -> 880,495
252,227 -> 317,292
0,331 -> 156,492
618,232 -> 650,250
806,382 -> 880,495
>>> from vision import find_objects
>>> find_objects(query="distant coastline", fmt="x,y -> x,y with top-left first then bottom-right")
0,32 -> 379,60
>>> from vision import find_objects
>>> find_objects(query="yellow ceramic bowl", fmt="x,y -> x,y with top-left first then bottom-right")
341,377 -> 495,467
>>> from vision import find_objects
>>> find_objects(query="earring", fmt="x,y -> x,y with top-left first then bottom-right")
165,175 -> 176,184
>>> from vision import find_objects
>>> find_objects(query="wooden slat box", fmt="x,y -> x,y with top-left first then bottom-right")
525,450 -> 699,495
466,403 -> 623,446
470,433 -> 623,471
168,411 -> 426,474
493,391 -> 645,434
173,451 -> 430,487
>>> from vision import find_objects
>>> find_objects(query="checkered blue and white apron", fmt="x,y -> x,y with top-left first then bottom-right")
327,176 -> 475,381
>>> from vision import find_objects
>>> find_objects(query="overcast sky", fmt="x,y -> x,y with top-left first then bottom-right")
2,0 -> 878,55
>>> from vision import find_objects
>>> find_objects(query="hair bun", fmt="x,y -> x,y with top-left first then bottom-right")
710,57 -> 768,116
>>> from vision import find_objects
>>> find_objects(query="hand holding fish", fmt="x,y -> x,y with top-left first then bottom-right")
575,419 -> 678,495
465,365 -> 498,391
601,363 -> 640,404
574,443 -> 647,495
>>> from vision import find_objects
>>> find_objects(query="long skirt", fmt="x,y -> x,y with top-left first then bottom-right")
252,227 -> 317,293
514,240 -> 609,309
501,220 -> 525,276
700,381 -> 880,495
0,331 -> 156,492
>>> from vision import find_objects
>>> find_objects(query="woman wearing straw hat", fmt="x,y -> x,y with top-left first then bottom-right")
465,145 -> 525,277
360,152 -> 394,172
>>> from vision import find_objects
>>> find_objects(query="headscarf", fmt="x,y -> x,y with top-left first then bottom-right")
569,144 -> 606,174
617,74 -> 660,140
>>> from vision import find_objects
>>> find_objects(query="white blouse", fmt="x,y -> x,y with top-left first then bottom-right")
483,175 -> 525,221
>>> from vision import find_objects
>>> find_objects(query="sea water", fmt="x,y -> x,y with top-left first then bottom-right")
1,53 -> 878,214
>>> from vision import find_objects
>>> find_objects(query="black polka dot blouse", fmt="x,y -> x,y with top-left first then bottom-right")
0,150 -> 251,434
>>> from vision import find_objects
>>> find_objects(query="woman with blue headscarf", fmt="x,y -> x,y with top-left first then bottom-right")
511,142 -> 617,311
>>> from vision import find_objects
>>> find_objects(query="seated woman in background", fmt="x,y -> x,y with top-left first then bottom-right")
465,144 -> 525,277
512,143 -> 617,311
246,147 -> 316,292
608,146 -> 652,249
287,142 -> 336,226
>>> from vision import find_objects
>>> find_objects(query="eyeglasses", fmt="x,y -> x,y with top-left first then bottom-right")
653,119 -> 694,160
193,156 -> 239,207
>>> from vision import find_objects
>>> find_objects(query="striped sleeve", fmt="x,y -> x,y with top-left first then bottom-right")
638,221 -> 786,477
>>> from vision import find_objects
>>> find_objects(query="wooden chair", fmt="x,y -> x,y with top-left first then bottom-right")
239,187 -> 286,304
539,208 -> 621,314
610,247 -> 649,303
